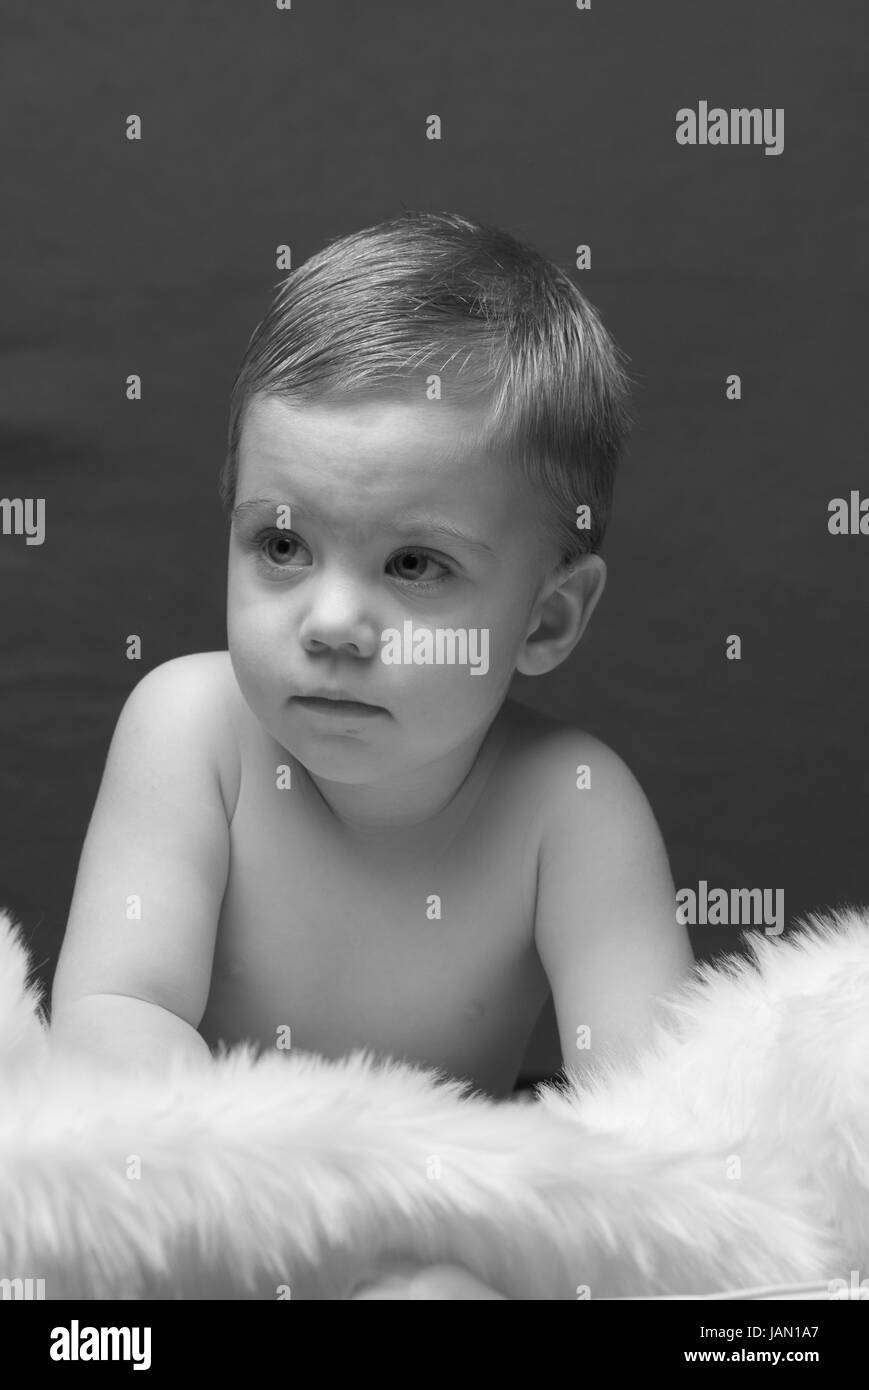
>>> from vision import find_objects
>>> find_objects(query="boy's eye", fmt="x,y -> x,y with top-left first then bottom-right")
261,532 -> 309,567
252,530 -> 452,588
387,549 -> 451,586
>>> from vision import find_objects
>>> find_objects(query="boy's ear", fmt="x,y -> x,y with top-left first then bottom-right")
515,554 -> 606,677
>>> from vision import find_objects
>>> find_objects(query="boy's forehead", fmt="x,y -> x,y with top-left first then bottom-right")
242,392 -> 491,476
237,394 -> 537,532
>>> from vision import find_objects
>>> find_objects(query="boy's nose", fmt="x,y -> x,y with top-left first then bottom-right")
298,576 -> 382,658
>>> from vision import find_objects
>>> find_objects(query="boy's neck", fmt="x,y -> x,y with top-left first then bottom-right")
299,702 -> 511,841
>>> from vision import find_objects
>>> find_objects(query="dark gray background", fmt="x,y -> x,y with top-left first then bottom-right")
1,1 -> 866,1079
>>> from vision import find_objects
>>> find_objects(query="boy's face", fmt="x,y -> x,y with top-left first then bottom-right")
227,392 -> 554,785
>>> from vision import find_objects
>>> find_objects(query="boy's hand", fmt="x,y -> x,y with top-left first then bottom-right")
350,1259 -> 507,1299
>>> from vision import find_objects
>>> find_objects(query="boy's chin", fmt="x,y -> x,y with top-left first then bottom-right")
284,733 -> 391,782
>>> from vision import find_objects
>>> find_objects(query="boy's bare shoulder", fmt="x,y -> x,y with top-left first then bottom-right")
498,698 -> 640,839
499,697 -> 620,777
134,652 -> 242,821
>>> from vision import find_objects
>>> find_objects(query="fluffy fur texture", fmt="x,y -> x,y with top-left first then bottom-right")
0,905 -> 867,1300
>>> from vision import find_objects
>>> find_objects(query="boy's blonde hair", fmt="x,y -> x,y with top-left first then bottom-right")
221,210 -> 633,566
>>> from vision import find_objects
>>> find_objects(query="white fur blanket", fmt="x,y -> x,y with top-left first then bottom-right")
1,905 -> 868,1300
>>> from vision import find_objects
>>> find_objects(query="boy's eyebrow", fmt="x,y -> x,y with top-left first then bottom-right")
231,496 -> 497,556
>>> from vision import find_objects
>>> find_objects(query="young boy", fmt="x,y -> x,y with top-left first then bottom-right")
50,211 -> 693,1102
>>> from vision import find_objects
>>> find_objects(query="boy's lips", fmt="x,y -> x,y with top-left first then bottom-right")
291,691 -> 388,716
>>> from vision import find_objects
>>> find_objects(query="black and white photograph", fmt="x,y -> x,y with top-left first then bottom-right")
1,0 -> 866,1350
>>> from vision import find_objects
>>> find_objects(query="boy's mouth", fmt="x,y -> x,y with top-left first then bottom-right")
291,693 -> 387,717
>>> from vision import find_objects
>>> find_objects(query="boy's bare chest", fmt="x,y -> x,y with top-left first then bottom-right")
200,742 -> 549,1095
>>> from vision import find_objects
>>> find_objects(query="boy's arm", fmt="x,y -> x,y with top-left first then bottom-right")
49,993 -> 212,1074
50,655 -> 232,1074
533,733 -> 694,1081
